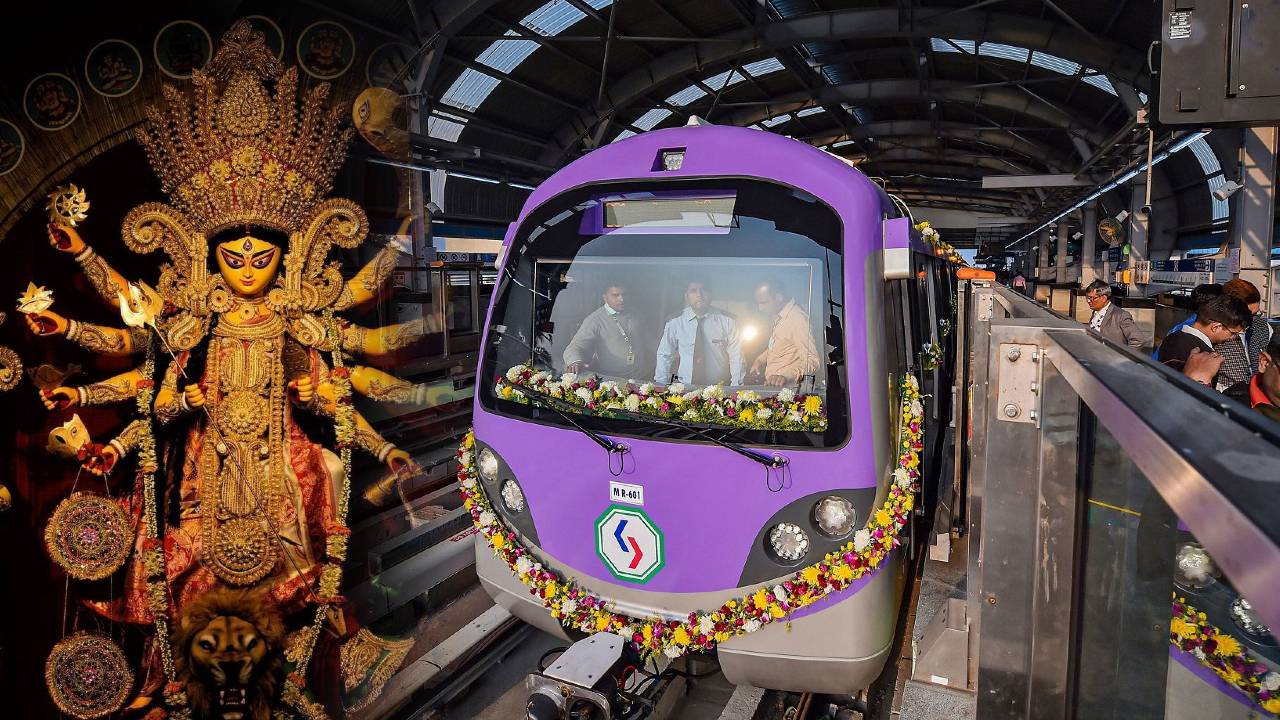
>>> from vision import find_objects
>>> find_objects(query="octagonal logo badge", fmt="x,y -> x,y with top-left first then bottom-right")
595,505 -> 664,584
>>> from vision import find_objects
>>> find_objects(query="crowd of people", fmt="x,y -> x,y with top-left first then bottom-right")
561,278 -> 822,388
1081,277 -> 1278,420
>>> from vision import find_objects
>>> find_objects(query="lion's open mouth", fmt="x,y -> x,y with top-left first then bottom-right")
218,687 -> 247,719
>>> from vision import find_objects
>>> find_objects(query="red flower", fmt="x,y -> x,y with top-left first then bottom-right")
331,367 -> 351,379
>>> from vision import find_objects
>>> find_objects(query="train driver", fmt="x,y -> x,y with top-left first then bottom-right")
563,283 -> 649,378
750,278 -> 821,387
654,279 -> 744,386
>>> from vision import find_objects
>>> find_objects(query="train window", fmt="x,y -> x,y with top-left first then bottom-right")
446,270 -> 476,335
481,178 -> 848,449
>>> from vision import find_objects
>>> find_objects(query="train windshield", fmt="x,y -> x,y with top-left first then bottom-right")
481,178 -> 848,449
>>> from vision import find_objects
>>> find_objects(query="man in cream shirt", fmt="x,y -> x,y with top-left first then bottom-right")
751,279 -> 821,387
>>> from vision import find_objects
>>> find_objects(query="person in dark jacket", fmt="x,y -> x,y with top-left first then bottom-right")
1158,294 -> 1250,389
1151,283 -> 1222,360
1082,280 -> 1145,350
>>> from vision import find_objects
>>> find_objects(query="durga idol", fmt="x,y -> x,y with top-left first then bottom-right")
27,21 -> 425,719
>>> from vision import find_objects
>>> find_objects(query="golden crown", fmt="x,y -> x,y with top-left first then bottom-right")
136,20 -> 352,236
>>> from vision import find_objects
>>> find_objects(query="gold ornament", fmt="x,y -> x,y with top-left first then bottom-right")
209,516 -> 277,586
45,632 -> 133,719
0,484 -> 11,512
17,281 -> 54,314
0,346 -> 20,391
46,184 -> 91,227
44,492 -> 133,580
339,628 -> 413,711
47,414 -> 92,459
217,390 -> 270,438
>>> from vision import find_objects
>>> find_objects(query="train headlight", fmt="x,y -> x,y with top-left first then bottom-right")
501,479 -> 527,513
660,150 -> 685,171
813,496 -> 856,538
768,522 -> 809,563
477,448 -> 500,481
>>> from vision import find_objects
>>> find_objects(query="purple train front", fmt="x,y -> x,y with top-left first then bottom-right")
467,123 -> 947,699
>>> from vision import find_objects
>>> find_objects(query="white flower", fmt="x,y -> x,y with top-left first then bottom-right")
698,616 -> 716,635
738,390 -> 758,403
910,400 -> 924,417
906,375 -> 919,390
561,599 -> 578,615
788,410 -> 804,423
531,371 -> 550,384
682,390 -> 701,402
668,383 -> 685,394
639,383 -> 654,395
575,387 -> 594,404
645,396 -> 661,408
712,404 -> 725,416
461,477 -> 477,490
663,645 -> 684,659
560,372 -> 578,385
515,557 -> 533,575
600,381 -> 620,396
742,619 -> 762,633
624,394 -> 641,412
703,384 -> 725,399
893,468 -> 912,488
549,385 -> 564,397
478,510 -> 496,527
506,366 -> 525,382
682,409 -> 698,421
1193,647 -> 1207,661
776,388 -> 795,403
853,529 -> 871,552
460,451 -> 472,467
772,585 -> 788,603
1266,673 -> 1280,691
756,408 -> 773,420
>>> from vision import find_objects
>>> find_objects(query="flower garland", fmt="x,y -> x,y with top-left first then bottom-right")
495,364 -> 828,432
459,375 -> 924,660
1171,594 -> 1280,715
921,342 -> 944,372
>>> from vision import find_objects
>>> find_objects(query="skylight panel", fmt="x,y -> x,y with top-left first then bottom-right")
743,57 -> 785,77
761,114 -> 791,127
832,139 -> 856,148
633,108 -> 673,130
1188,138 -> 1222,175
521,0 -> 613,36
1081,73 -> 1118,95
612,129 -> 636,143
1031,51 -> 1081,75
477,38 -> 539,73
704,68 -> 746,89
428,113 -> 465,142
979,43 -> 1029,63
797,106 -> 826,117
440,68 -> 502,112
931,38 -> 975,54
666,85 -> 707,106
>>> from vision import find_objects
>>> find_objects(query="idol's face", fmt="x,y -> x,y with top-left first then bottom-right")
216,235 -> 281,297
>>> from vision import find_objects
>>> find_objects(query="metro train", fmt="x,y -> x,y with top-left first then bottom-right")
460,122 -> 957,718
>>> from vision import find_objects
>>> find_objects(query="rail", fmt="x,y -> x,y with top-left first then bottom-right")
961,282 -> 1280,719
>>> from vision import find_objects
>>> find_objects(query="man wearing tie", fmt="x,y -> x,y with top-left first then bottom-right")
564,284 -> 647,378
654,279 -> 744,386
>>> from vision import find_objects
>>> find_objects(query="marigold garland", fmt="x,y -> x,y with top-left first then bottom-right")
1171,594 -> 1280,715
460,375 -> 924,659
494,364 -> 828,433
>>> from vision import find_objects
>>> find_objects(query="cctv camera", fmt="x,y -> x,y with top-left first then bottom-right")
1137,204 -> 1152,218
1115,210 -> 1130,223
1213,179 -> 1242,202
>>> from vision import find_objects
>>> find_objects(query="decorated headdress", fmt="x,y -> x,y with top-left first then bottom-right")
122,20 -> 370,349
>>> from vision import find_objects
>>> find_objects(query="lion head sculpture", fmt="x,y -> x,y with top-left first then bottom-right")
175,588 -> 284,720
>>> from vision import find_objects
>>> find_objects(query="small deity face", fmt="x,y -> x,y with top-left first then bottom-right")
215,234 -> 281,297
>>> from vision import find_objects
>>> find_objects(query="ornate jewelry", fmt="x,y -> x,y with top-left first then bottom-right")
208,516 -> 276,586
0,345 -> 21,391
79,374 -> 137,406
44,492 -> 133,580
1230,597 -> 1271,637
340,628 -> 413,711
47,184 -> 91,226
218,390 -> 271,438
45,632 -> 133,719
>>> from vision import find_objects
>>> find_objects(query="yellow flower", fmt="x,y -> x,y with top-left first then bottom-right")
545,581 -> 559,599
500,386 -> 514,399
1170,617 -> 1198,640
769,605 -> 785,619
804,396 -> 822,414
1263,698 -> 1280,714
726,600 -> 737,609
465,434 -> 475,448
669,395 -> 685,406
832,564 -> 855,582
1213,634 -> 1242,656
715,632 -> 730,643
753,589 -> 770,609
740,409 -> 755,423
874,508 -> 891,526
642,625 -> 653,643
491,533 -> 506,551
801,566 -> 820,585
673,627 -> 691,645
902,495 -> 915,512
596,615 -> 611,631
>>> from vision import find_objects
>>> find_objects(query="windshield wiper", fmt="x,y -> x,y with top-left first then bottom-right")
504,382 -> 627,455
611,408 -> 786,469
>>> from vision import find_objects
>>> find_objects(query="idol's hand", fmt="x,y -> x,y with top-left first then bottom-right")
183,383 -> 206,408
25,310 -> 67,336
78,443 -> 118,477
386,448 -> 418,477
41,387 -> 78,410
47,223 -> 86,254
566,362 -> 584,374
288,376 -> 314,405
764,374 -> 789,387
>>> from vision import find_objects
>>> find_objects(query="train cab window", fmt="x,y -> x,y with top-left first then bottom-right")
446,270 -> 476,335
481,178 -> 848,449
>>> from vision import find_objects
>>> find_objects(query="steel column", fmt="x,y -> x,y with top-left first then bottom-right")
1127,173 -> 1148,296
1056,222 -> 1069,282
1231,127 -> 1277,315
1038,229 -> 1052,278
1080,203 -> 1098,287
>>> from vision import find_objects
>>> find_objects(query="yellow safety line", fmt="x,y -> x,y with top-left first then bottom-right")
1087,498 -> 1141,517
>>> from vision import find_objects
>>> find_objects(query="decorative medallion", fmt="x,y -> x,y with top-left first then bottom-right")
218,390 -> 271,438
44,492 -> 133,580
0,346 -> 22,392
45,632 -> 133,719
47,183 -> 91,226
366,43 -> 414,92
0,119 -> 25,175
84,39 -> 143,98
154,20 -> 213,79
24,73 -> 82,131
210,516 -> 278,586
242,15 -> 285,60
297,21 -> 355,80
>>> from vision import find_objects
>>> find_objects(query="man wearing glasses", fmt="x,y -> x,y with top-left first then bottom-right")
1082,280 -> 1145,351
1157,293 -> 1251,389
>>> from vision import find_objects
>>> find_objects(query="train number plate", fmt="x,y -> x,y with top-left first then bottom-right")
609,481 -> 645,506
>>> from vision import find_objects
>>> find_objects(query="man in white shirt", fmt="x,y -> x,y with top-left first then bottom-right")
654,280 -> 744,386
1082,280 -> 1144,351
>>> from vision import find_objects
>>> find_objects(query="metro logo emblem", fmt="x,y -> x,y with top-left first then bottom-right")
595,505 -> 665,583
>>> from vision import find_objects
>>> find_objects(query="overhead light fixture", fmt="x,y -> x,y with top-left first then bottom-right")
1072,231 -> 1083,240
1213,179 -> 1243,201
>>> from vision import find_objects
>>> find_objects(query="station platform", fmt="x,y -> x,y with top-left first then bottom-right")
896,281 -> 1280,720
